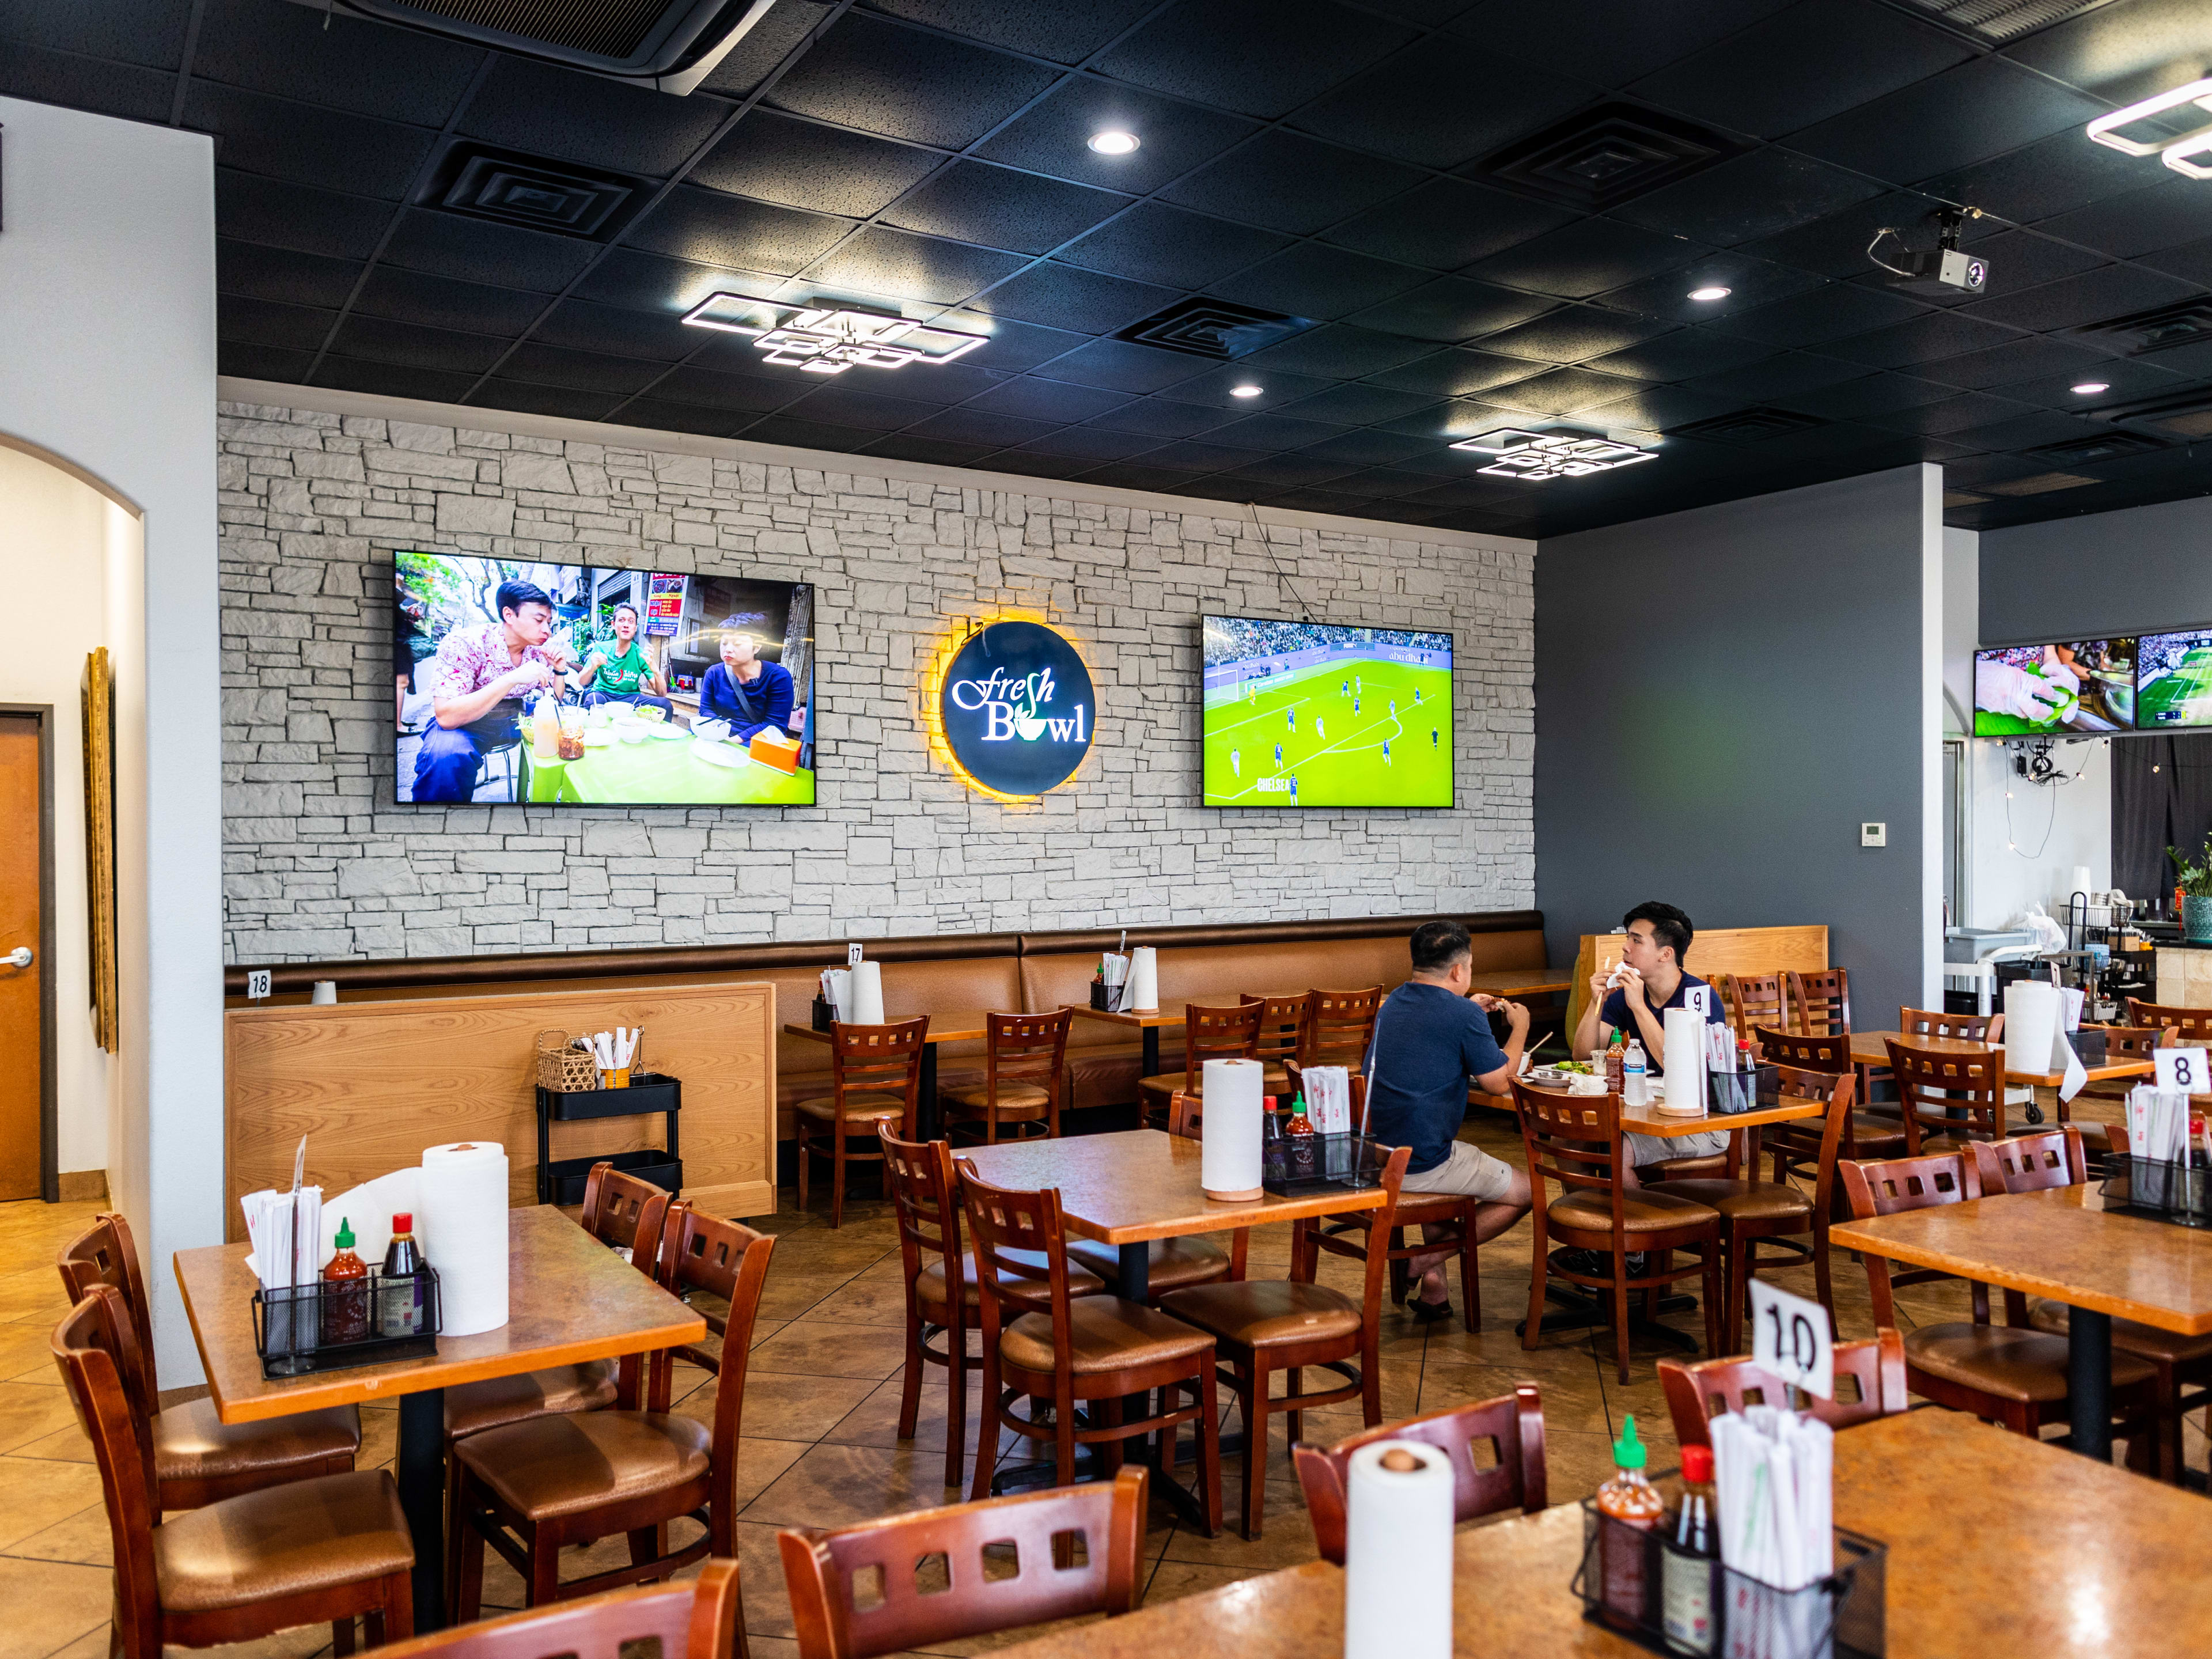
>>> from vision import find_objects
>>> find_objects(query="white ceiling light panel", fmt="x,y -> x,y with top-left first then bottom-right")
680,292 -> 988,373
1449,428 -> 1658,480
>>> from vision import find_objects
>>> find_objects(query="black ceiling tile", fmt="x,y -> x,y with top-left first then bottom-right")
310,356 -> 480,402
193,0 -> 483,125
1057,204 -> 1293,291
460,58 -> 729,176
497,342 -> 668,393
380,209 -> 599,292
1917,130 -> 2151,227
185,82 -> 435,199
1124,438 -> 1268,473
805,225 -> 1030,305
1785,55 -> 2105,185
767,12 -> 1059,147
1209,453 -> 1366,488
1272,382 -> 1445,424
1611,147 -> 1885,248
732,414 -> 876,451
1683,350 -> 1870,398
0,0 -> 190,66
628,186 -> 853,274
1074,461 -> 1220,493
1478,365 -> 1645,415
351,266 -> 544,335
1860,391 -> 2038,434
1593,255 -> 1827,323
696,0 -> 835,97
1162,132 -> 1427,237
929,311 -> 1092,369
1361,347 -> 1547,396
982,451 -> 1100,480
1969,263 -> 2202,333
1707,282 -> 1928,346
0,40 -> 173,122
218,240 -> 365,310
2140,236 -> 2212,288
778,384 -> 949,430
218,340 -> 315,382
1154,364 -> 1337,408
1325,178 -> 1575,272
1949,410 -> 2117,452
1321,467 -> 1449,498
903,406 -> 1063,446
652,365 -> 809,414
328,313 -> 511,372
1211,245 -> 1430,321
1582,327 -> 1772,380
2002,0 -> 2212,107
1234,323 -> 1438,377
863,0 -> 1157,61
532,300 -> 696,362
1297,427 -> 1440,465
972,72 -> 1262,193
858,359 -> 1016,405
1826,309 -> 2027,368
1370,396 -> 1495,437
1476,306 -> 1675,364
1573,384 -> 1740,429
1344,277 -> 1556,343
1998,358 -> 2192,410
1094,0 -> 1416,120
1734,190 -> 1945,279
1012,425 -> 1168,462
880,161 -> 1131,256
1771,371 -> 1953,418
2126,339 -> 2212,380
574,249 -> 768,316
691,112 -> 940,218
1083,398 -> 1236,438
217,170 -> 392,259
962,376 -> 1134,422
1445,0 -> 1797,92
473,380 -> 627,422
221,294 -> 338,351
1031,337 -> 1213,394
857,433 -> 1002,466
1461,219 -> 1707,300
1919,336 -> 2113,391
2037,177 -> 2212,261
613,399 -> 749,438
965,260 -> 1179,332
1293,37 -> 1596,169
1626,0 -> 1969,140
1198,412 -> 1350,450
1250,484 -> 1380,514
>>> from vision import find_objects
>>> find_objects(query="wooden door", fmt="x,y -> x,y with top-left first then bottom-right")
0,713 -> 43,1199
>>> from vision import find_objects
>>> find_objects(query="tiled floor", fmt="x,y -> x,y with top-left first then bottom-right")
5,1112 -> 2203,1659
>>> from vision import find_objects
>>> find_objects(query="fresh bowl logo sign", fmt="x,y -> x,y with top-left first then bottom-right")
936,620 -> 1095,800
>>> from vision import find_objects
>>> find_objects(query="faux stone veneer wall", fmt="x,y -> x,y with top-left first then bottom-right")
218,397 -> 1535,963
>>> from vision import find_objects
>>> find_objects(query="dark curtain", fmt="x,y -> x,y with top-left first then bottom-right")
2112,733 -> 2212,903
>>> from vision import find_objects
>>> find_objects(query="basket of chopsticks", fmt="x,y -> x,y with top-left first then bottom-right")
537,1029 -> 601,1093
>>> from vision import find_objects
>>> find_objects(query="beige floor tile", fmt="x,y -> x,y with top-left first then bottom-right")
687,1370 -> 881,1445
0,1456 -> 106,1552
800,1275 -> 917,1328
38,1628 -> 107,1659
8,1499 -> 113,1568
0,1324 -> 56,1384
0,1385 -> 86,1456
0,1556 -> 110,1659
824,1372 -> 986,1459
749,1320 -> 914,1382
741,1442 -> 976,1531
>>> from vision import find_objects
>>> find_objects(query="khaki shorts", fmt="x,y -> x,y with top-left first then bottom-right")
1400,1140 -> 1517,1203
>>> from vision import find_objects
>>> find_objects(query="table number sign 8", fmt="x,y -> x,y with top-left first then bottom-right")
2154,1047 -> 2209,1096
1749,1278 -> 1833,1400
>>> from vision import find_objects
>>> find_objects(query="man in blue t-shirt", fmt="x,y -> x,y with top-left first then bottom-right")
1571,900 -> 1729,1169
1363,920 -> 1535,1323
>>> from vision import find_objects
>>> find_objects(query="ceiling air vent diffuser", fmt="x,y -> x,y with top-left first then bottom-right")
1115,298 -> 1316,361
2099,387 -> 2212,438
1476,103 -> 1740,211
1895,0 -> 2104,42
1666,408 -> 1826,444
2028,430 -> 2167,465
419,143 -> 655,240
2076,298 -> 2212,356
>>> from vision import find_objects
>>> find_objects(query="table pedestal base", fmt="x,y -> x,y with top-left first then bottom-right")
2065,1305 -> 2112,1463
397,1389 -> 446,1632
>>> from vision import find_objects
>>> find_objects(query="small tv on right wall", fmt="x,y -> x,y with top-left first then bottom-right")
1972,638 -> 2138,736
2136,629 -> 2212,729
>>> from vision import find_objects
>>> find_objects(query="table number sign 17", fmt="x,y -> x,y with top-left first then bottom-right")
2154,1047 -> 2209,1096
1749,1278 -> 1833,1401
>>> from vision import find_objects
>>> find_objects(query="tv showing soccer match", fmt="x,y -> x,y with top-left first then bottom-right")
1200,616 -> 1453,808
394,553 -> 814,806
2137,629 -> 2212,729
1972,638 -> 2137,736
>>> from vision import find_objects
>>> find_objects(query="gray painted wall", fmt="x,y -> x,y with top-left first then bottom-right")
1979,492 -> 2212,645
1535,466 -> 1934,1031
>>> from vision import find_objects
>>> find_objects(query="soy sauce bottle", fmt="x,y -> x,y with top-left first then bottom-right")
381,1211 -> 425,1336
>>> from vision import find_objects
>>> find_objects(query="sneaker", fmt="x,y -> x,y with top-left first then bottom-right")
1554,1248 -> 1647,1278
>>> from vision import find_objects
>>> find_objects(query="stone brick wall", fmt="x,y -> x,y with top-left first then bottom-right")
218,396 -> 1535,963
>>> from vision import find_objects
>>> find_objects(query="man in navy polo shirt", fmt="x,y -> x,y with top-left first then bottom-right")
1572,900 -> 1729,1170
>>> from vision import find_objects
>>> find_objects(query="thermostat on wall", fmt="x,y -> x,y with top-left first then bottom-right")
1860,822 -> 1886,847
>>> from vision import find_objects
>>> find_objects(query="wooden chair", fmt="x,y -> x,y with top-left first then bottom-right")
959,1165 -> 1221,1533
1885,1037 -> 2005,1154
52,1286 -> 415,1659
877,1124 -> 1106,1490
1286,1060 -> 1482,1333
779,1467 -> 1147,1659
1839,1153 -> 2157,1450
941,1009 -> 1070,1146
2128,999 -> 2212,1045
1718,973 -> 1787,1046
2066,1024 -> 2166,1166
1650,1065 -> 1857,1343
56,1211 -> 361,1509
1243,991 -> 1309,1095
373,1559 -> 741,1659
1510,1078 -> 1723,1384
1158,1145 -> 1412,1539
796,1016 -> 930,1228
1290,1385 -> 1546,1565
1899,1005 -> 2003,1043
1137,1000 -> 1263,1126
1973,1128 -> 2212,1483
450,1205 -> 777,1616
1657,1329 -> 1908,1449
1300,986 -> 1383,1071
1753,1027 -> 1904,1184
1786,968 -> 1853,1037
1067,1092 -> 1241,1303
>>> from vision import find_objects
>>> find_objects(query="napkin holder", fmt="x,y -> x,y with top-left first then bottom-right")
2100,1152 -> 2212,1229
1710,1062 -> 1782,1116
1260,1132 -> 1387,1196
813,995 -> 836,1032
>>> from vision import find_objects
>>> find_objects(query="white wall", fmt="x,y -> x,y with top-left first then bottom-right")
1967,736 -> 2112,930
0,97 -> 221,1381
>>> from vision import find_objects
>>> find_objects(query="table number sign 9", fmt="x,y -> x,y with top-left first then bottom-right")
2154,1047 -> 2209,1096
1749,1278 -> 1832,1400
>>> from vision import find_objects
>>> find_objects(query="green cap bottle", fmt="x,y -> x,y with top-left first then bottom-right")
334,1218 -> 355,1250
1613,1413 -> 1647,1470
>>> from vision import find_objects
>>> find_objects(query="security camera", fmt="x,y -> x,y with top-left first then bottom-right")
1870,208 -> 1988,296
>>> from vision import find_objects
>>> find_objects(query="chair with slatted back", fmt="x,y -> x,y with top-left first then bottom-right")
1137,1001 -> 1264,1126
941,1010 -> 1070,1146
1719,973 -> 1787,1046
1290,1385 -> 1546,1566
373,1559 -> 743,1659
1972,1127 -> 2212,1484
1755,1026 -> 1906,1186
796,1016 -> 930,1228
1900,1005 -> 2003,1043
1657,1329 -> 1907,1450
56,1211 -> 362,1510
450,1205 -> 777,1616
1243,991 -> 1309,1096
1301,986 -> 1383,1072
1065,1093 -> 1241,1305
1886,1037 -> 2005,1154
1839,1152 -> 2157,1451
2065,1025 -> 2166,1168
1786,968 -> 1853,1037
2128,999 -> 2212,1046
779,1467 -> 1148,1659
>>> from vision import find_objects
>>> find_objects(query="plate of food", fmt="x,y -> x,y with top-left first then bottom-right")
692,738 -> 750,769
582,729 -> 616,747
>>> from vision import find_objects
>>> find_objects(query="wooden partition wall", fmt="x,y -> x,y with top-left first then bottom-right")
1566,925 -> 1829,1033
224,980 -> 776,1240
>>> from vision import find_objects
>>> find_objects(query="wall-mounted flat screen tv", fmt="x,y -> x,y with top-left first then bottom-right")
1972,638 -> 2137,736
395,553 -> 814,806
1200,616 -> 1453,808
2136,630 -> 2212,729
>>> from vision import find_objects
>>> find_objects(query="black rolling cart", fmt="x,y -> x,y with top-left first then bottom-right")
535,1073 -> 683,1206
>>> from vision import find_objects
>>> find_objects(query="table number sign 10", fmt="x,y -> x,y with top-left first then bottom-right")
1749,1278 -> 1833,1401
2154,1047 -> 2209,1096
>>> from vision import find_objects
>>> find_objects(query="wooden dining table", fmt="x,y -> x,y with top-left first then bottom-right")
783,1013 -> 993,1139
1850,1028 -> 2157,1090
173,1204 -> 705,1631
990,1408 -> 2212,1659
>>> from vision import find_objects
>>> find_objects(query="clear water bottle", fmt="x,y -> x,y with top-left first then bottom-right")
1622,1040 -> 1647,1105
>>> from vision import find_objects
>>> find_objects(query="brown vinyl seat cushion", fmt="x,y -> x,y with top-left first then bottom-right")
1645,1178 -> 1812,1223
1135,1067 -> 1292,1099
1848,1115 -> 1910,1149
442,1362 -> 618,1442
1157,1279 -> 1361,1353
1638,1153 -> 1728,1181
916,1252 -> 1103,1314
999,1296 -> 1216,1377
1066,1236 -> 1231,1294
2028,1299 -> 2212,1363
794,1092 -> 907,1123
154,1397 -> 362,1484
940,1081 -> 1050,1117
153,1469 -> 413,1613
453,1410 -> 710,1522
1905,1323 -> 2155,1403
1549,1188 -> 1720,1236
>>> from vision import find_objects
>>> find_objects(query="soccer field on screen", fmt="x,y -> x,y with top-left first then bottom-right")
2139,647 -> 2212,728
1203,654 -> 1452,806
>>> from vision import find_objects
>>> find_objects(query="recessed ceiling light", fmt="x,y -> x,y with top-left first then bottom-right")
2071,381 -> 2112,395
1687,285 -> 1732,302
1230,384 -> 1263,397
1087,130 -> 1140,156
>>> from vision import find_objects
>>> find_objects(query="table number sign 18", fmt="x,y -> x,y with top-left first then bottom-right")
1749,1278 -> 1833,1401
2154,1047 -> 2209,1096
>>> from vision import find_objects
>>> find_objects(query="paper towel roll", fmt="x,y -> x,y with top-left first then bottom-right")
417,1141 -> 510,1337
2006,980 -> 2060,1078
1200,1057 -> 1265,1200
1128,946 -> 1159,1014
1663,1007 -> 1707,1112
1343,1440 -> 1453,1659
851,959 -> 886,1025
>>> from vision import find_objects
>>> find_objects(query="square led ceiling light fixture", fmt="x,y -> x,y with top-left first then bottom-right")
1449,427 -> 1658,480
681,292 -> 988,374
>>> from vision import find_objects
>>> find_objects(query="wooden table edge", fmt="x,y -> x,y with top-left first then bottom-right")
1618,1097 -> 1827,1137
1060,1003 -> 1180,1027
1071,1182 -> 1388,1245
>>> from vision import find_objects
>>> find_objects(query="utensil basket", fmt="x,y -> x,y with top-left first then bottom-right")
253,1266 -> 441,1378
1710,1062 -> 1782,1115
536,1029 -> 600,1093
1260,1132 -> 1388,1196
2100,1152 -> 2212,1227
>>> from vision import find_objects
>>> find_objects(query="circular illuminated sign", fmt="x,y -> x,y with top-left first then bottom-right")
937,620 -> 1095,798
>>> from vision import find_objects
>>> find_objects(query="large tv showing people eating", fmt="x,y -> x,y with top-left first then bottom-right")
1971,638 -> 2138,736
1200,616 -> 1453,808
394,553 -> 814,806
